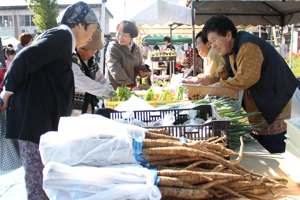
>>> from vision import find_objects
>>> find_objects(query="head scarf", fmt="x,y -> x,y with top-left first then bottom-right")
57,1 -> 99,24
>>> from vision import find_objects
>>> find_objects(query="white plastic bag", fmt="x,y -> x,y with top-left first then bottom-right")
114,95 -> 155,111
183,110 -> 206,132
39,133 -> 138,167
117,111 -> 146,127
151,112 -> 175,127
58,114 -> 146,140
183,110 -> 205,126
43,162 -> 162,200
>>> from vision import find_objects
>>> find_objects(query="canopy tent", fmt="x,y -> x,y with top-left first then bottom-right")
131,0 -> 192,75
139,24 -> 203,37
131,0 -> 192,26
191,0 -> 300,27
143,35 -> 192,45
1,36 -> 19,48
186,0 -> 300,75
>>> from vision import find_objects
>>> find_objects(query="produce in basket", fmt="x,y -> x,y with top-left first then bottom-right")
174,85 -> 184,100
158,89 -> 169,101
145,86 -> 155,101
111,86 -> 137,101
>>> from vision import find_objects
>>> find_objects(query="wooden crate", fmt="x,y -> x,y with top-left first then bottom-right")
186,85 -> 240,100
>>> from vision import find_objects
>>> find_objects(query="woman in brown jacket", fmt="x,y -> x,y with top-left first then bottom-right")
105,20 -> 143,91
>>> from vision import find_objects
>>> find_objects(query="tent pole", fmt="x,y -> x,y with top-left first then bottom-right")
192,0 -> 196,76
289,24 -> 294,70
170,24 -> 173,75
100,0 -> 106,75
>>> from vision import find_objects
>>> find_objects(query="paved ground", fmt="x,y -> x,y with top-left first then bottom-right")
0,167 -> 26,200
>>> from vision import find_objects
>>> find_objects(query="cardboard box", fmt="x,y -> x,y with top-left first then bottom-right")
184,85 -> 242,101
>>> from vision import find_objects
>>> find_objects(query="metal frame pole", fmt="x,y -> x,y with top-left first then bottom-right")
192,0 -> 196,76
289,24 -> 294,70
100,0 -> 106,75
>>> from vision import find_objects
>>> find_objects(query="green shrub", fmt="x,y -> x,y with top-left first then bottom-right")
286,54 -> 300,78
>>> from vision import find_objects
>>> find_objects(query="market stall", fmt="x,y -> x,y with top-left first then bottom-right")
131,0 -> 192,77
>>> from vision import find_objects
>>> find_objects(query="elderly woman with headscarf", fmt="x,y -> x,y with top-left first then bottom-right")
105,20 -> 143,91
0,2 -> 99,199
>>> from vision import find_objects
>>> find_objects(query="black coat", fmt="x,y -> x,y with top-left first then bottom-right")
3,27 -> 75,144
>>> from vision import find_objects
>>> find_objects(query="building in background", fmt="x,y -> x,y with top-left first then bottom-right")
0,4 -> 113,38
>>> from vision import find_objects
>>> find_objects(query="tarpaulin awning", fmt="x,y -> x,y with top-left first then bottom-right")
191,0 -> 300,27
1,36 -> 19,48
131,0 -> 192,26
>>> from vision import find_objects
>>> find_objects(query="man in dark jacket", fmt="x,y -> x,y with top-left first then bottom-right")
0,2 -> 99,199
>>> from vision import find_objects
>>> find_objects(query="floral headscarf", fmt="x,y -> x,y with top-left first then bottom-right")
57,1 -> 99,24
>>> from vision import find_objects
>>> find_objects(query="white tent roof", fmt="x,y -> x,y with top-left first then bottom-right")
131,0 -> 192,26
191,0 -> 300,27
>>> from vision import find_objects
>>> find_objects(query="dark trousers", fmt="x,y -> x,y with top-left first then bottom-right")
250,132 -> 286,153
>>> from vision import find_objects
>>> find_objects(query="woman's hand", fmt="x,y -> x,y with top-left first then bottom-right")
181,77 -> 199,84
0,91 -> 13,111
131,86 -> 141,91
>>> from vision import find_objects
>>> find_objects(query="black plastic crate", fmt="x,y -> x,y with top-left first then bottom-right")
94,104 -> 230,146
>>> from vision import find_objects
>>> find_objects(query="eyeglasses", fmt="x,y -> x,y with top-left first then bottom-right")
116,31 -> 131,39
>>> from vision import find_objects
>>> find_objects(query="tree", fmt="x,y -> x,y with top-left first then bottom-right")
26,0 -> 59,32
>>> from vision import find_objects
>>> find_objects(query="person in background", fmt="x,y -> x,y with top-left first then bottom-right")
4,47 -> 16,70
100,34 -> 113,75
163,36 -> 175,50
15,32 -> 34,54
0,2 -> 99,199
182,31 -> 221,82
193,15 -> 298,153
163,37 -> 175,75
134,64 -> 152,90
153,44 -> 160,50
105,20 -> 143,91
175,63 -> 184,74
72,29 -> 115,116
186,47 -> 203,76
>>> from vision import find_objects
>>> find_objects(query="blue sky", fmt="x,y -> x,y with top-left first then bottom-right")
2,0 -> 186,32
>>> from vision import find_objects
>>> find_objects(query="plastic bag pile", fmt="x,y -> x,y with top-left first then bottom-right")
40,114 -> 161,200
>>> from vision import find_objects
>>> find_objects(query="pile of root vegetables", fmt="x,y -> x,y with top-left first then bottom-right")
142,129 -> 288,200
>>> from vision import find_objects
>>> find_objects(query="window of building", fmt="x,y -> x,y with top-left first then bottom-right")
0,16 -> 13,27
19,15 -> 35,27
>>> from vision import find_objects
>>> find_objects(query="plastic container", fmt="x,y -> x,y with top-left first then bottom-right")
95,104 -> 231,146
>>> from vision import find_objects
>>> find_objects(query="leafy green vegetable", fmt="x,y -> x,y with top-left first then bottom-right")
111,87 -> 137,101
158,89 -> 169,101
145,87 -> 154,101
174,85 -> 184,100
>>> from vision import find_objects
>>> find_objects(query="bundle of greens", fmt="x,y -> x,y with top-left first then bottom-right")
174,85 -> 184,100
194,96 -> 260,149
111,87 -> 137,101
157,89 -> 169,101
145,87 -> 155,101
